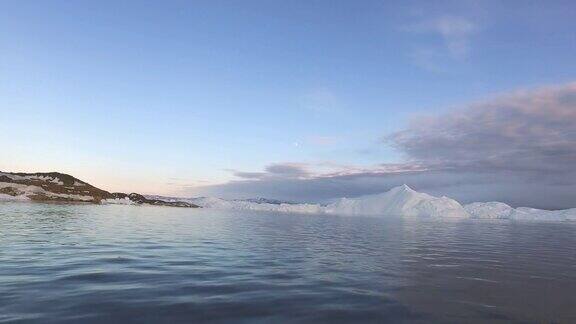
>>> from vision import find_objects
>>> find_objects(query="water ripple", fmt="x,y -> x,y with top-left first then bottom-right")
1,202 -> 576,323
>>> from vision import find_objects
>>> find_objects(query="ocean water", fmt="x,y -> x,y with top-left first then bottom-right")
1,202 -> 575,324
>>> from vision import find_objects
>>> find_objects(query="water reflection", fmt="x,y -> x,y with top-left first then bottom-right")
1,202 -> 575,323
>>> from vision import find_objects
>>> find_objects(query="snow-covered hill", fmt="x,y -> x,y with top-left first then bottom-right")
0,172 -> 108,202
0,172 -> 198,208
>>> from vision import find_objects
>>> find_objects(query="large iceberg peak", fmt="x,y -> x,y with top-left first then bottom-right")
325,185 -> 468,218
388,184 -> 416,194
400,183 -> 415,191
366,184 -> 421,203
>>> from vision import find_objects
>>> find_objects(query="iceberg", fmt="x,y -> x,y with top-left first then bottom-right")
465,202 -> 576,221
188,185 -> 468,218
188,197 -> 325,214
324,185 -> 468,218
464,202 -> 516,219
188,185 -> 576,221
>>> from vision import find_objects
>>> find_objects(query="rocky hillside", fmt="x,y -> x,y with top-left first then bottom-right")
0,171 -> 198,208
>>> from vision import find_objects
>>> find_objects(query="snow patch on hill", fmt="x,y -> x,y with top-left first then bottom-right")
0,193 -> 30,201
0,182 -> 94,202
101,197 -> 137,205
1,173 -> 64,185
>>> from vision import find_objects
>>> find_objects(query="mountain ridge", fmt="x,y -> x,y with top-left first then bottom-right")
0,171 -> 198,208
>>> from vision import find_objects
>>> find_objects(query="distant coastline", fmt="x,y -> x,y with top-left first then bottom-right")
2,171 -> 576,221
0,171 -> 198,208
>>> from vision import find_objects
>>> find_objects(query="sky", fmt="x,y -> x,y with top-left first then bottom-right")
1,0 -> 575,208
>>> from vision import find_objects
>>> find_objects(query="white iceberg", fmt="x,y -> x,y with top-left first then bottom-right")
324,185 -> 468,218
464,202 -> 516,219
188,197 -> 324,214
188,185 -> 576,221
465,202 -> 576,221
187,185 -> 468,218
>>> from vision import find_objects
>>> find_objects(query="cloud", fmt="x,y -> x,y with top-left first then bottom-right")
231,171 -> 267,180
265,163 -> 310,178
231,163 -> 310,180
421,16 -> 478,58
230,161 -> 425,181
190,83 -> 576,209
388,83 -> 576,174
404,15 -> 480,70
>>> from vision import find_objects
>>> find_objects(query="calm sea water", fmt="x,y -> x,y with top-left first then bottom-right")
1,202 -> 576,324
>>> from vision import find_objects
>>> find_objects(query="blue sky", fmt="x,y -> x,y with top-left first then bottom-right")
2,1 -> 576,206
